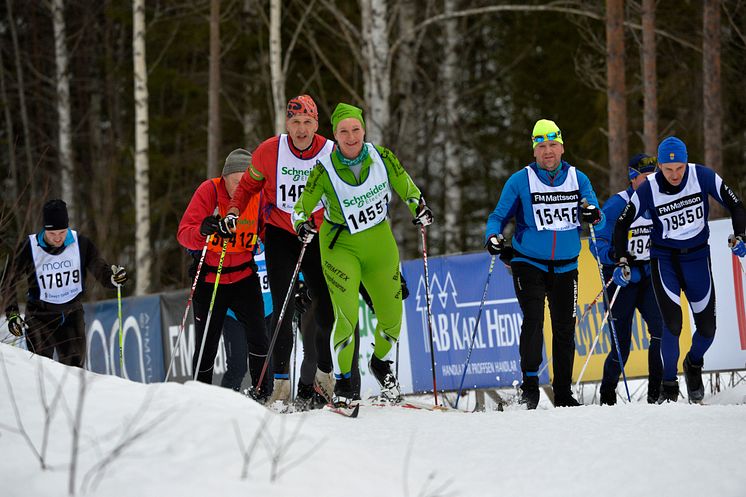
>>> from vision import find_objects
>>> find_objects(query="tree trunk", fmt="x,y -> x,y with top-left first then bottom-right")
605,0 -> 627,195
443,0 -> 461,252
269,0 -> 285,135
641,0 -> 657,156
360,0 -> 390,144
0,48 -> 19,225
5,0 -> 36,199
704,0 -> 724,218
133,0 -> 152,295
52,0 -> 76,223
207,0 -> 221,178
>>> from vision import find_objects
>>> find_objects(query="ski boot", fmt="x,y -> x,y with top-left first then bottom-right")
247,386 -> 269,404
683,353 -> 705,404
657,380 -> 679,404
646,379 -> 661,404
293,381 -> 325,412
368,355 -> 402,403
518,377 -> 540,410
313,368 -> 335,403
266,378 -> 290,409
332,376 -> 356,408
599,384 -> 617,406
553,389 -> 582,408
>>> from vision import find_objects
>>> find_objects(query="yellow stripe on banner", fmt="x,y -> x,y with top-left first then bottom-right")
543,239 -> 693,383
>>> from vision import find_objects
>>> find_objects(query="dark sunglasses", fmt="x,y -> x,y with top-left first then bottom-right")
532,131 -> 561,144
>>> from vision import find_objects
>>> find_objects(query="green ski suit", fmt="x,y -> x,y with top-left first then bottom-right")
293,144 -> 421,379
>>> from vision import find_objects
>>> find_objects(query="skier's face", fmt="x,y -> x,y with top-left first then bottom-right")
44,229 -> 68,247
334,118 -> 365,159
660,162 -> 686,186
286,115 -> 319,151
223,172 -> 243,198
631,172 -> 652,190
533,140 -> 564,171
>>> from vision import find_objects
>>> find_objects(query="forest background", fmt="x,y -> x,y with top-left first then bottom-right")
1,0 -> 745,301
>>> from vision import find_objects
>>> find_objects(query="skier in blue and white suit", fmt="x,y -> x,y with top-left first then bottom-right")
612,136 -> 746,403
590,153 -> 664,405
485,119 -> 605,409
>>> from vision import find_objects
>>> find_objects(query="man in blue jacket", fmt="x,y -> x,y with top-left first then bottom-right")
613,137 -> 746,403
485,119 -> 604,409
590,153 -> 664,405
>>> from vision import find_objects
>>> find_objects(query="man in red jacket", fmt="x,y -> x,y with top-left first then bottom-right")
177,149 -> 268,390
221,95 -> 336,409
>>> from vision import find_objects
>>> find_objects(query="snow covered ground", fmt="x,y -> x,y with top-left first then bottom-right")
1,342 -> 745,497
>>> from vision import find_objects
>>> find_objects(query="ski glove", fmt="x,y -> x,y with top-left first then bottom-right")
297,220 -> 317,244
412,197 -> 434,227
200,215 -> 220,237
217,213 -> 238,239
6,310 -> 26,337
486,234 -> 504,255
613,258 -> 631,288
111,265 -> 128,286
580,204 -> 602,225
294,281 -> 312,314
729,234 -> 746,257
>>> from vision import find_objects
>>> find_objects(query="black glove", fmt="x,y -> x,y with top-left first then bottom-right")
217,213 -> 238,239
580,203 -> 601,225
297,220 -> 317,244
5,309 -> 25,337
412,197 -> 434,227
486,234 -> 504,255
294,281 -> 312,314
200,215 -> 220,237
111,265 -> 128,286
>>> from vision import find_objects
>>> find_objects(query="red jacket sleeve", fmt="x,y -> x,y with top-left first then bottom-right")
229,142 -> 272,213
177,180 -> 218,251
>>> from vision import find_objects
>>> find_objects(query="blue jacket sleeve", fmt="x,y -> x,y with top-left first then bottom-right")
485,172 -> 522,243
591,194 -> 626,266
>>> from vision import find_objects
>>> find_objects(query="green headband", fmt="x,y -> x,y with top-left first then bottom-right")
331,103 -> 365,133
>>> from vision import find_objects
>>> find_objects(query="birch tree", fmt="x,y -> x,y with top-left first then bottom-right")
269,0 -> 285,134
443,0 -> 461,251
605,0 -> 627,194
641,0 -> 658,155
703,0 -> 724,218
52,0 -> 76,223
133,0 -> 152,295
360,0 -> 390,144
207,0 -> 221,178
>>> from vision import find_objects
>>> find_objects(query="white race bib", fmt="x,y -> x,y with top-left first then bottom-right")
275,134 -> 333,213
321,144 -> 391,234
648,164 -> 706,240
617,190 -> 653,261
526,166 -> 581,231
30,230 -> 83,304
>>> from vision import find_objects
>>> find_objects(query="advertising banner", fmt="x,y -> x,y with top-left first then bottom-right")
84,295 -> 165,383
402,252 -> 532,393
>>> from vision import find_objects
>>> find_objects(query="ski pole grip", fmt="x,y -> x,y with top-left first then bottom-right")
728,234 -> 736,248
581,198 -> 589,209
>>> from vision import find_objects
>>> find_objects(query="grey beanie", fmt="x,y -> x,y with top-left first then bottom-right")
222,148 -> 252,176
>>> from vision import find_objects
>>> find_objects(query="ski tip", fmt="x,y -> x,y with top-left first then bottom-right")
326,403 -> 360,418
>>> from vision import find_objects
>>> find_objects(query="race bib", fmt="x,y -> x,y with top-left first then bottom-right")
649,164 -> 706,240
526,166 -> 581,231
276,134 -> 333,213
30,230 -> 83,304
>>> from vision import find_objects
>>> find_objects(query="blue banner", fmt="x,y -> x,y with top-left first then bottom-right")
402,252 -> 547,392
84,295 -> 165,383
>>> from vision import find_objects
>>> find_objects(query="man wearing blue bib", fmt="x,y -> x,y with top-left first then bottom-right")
485,119 -> 605,409
613,137 -> 746,403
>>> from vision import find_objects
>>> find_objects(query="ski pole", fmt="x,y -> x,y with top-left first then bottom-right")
255,242 -> 308,395
574,284 -> 622,392
537,277 -> 612,377
420,226 -> 439,406
193,238 -> 229,381
113,266 -> 124,377
165,235 -> 212,381
455,255 -> 496,408
728,235 -> 746,275
583,199 -> 631,401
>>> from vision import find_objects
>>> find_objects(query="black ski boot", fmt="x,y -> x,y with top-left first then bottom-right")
368,355 -> 402,403
599,384 -> 617,406
519,377 -> 540,410
683,353 -> 705,403
247,386 -> 269,405
554,390 -> 582,408
657,380 -> 679,403
293,381 -> 325,412
332,376 -> 356,409
647,379 -> 661,404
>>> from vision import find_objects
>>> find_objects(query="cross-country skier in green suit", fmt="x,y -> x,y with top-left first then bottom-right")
292,103 -> 433,409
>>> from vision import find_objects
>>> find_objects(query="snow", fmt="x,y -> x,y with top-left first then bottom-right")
1,343 -> 745,497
